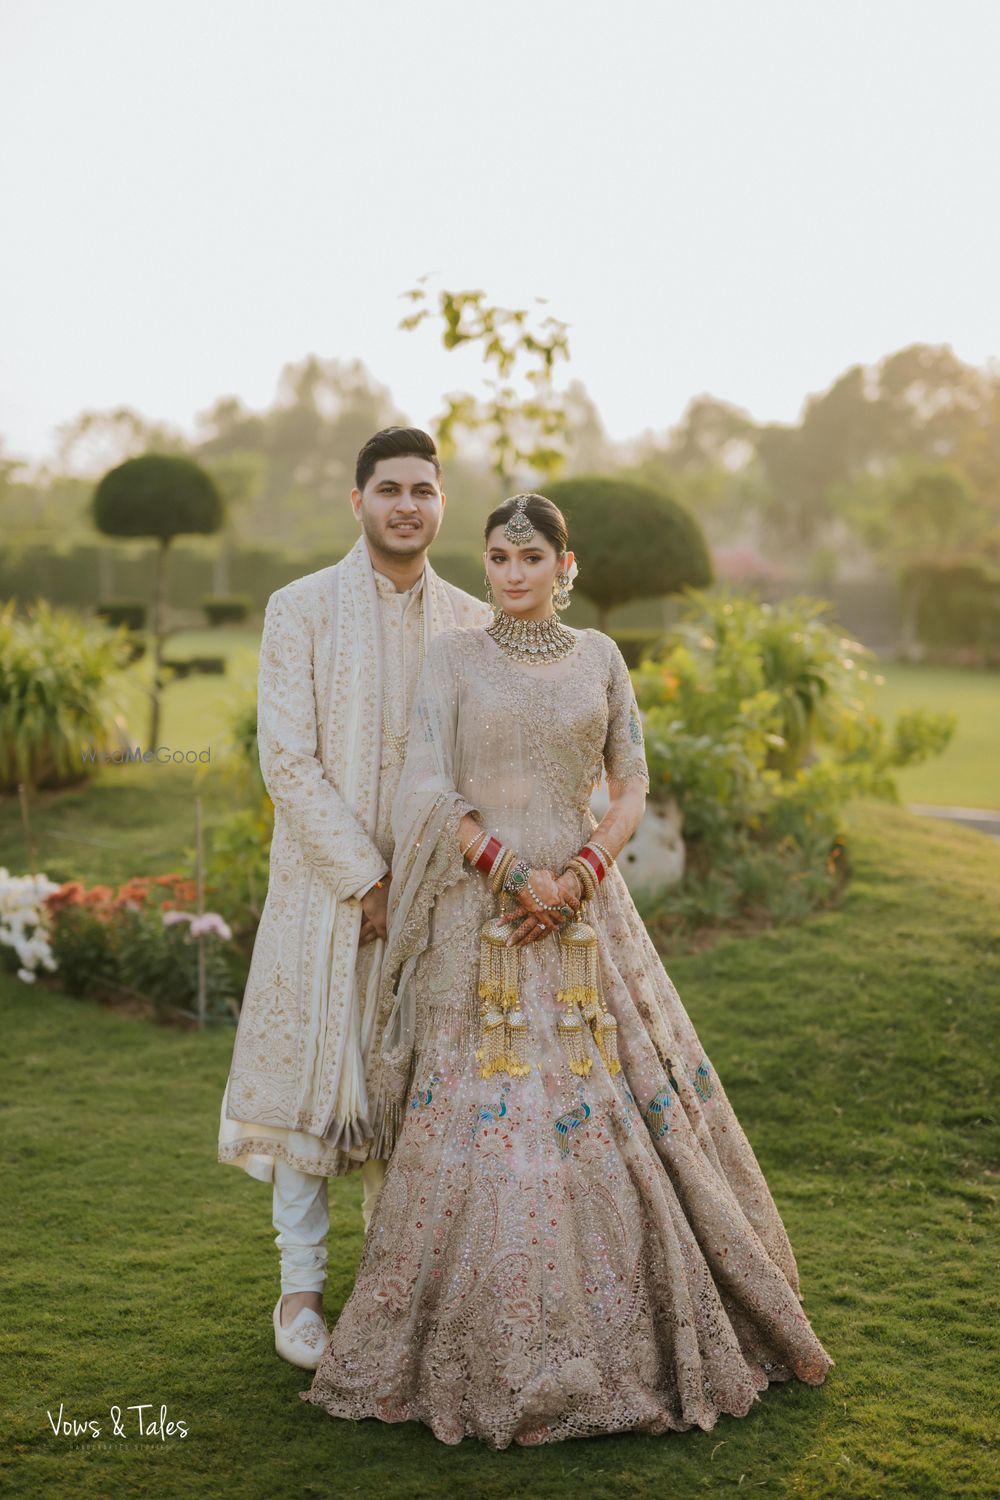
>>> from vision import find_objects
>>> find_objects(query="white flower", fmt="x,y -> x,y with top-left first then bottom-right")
566,556 -> 579,582
0,868 -> 59,981
189,912 -> 233,942
162,910 -> 194,927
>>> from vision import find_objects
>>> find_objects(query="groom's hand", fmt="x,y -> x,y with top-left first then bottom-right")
359,879 -> 390,944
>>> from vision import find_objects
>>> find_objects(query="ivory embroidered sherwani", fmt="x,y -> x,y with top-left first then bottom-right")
218,536 -> 491,1183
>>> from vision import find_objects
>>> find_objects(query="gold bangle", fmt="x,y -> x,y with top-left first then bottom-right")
491,848 -> 517,896
566,858 -> 597,901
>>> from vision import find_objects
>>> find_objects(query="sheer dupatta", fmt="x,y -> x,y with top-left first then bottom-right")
369,630 -> 480,1156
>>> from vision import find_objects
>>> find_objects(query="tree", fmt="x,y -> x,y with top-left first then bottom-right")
194,356 -> 404,551
200,448 -> 266,593
834,458 -> 989,653
543,476 -> 712,631
55,406 -> 187,476
91,454 -> 224,745
400,283 -> 571,489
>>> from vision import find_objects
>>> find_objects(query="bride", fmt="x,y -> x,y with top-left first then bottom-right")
301,492 -> 833,1447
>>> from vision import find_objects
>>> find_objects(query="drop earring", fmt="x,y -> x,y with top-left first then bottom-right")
484,575 -> 496,610
553,571 -> 572,612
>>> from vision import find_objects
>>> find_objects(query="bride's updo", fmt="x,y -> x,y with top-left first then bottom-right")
485,493 -> 569,554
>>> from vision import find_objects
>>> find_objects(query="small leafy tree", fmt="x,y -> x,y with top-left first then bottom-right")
543,475 -> 712,631
91,453 -> 223,746
400,283 -> 571,487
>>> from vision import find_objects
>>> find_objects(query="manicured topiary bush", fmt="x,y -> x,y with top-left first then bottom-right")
202,594 -> 251,626
95,599 -> 147,631
92,453 -> 224,747
544,475 -> 712,630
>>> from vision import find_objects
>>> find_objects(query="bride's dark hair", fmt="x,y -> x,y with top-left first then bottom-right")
485,493 -> 569,554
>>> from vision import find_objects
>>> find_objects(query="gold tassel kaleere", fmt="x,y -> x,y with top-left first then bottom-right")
557,902 -> 620,1077
556,1007 -> 592,1076
595,1010 -> 621,1076
505,1007 -> 531,1077
476,899 -> 531,1079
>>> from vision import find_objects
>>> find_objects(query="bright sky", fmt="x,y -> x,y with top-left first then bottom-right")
2,0 -> 999,470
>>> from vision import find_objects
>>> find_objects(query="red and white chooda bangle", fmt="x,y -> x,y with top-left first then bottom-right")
576,844 -> 609,886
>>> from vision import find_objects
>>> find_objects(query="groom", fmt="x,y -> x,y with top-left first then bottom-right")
218,427 -> 491,1368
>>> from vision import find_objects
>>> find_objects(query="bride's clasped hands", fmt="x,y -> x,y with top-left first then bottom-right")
497,866 -> 583,946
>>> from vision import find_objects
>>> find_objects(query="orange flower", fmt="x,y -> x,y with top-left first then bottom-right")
83,886 -> 114,906
44,881 -> 85,909
115,879 -> 149,905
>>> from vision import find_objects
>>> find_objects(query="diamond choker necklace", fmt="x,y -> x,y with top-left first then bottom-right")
486,608 -> 576,663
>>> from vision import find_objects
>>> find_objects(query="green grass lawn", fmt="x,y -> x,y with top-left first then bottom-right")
870,661 -> 999,810
2,800 -> 997,1499
115,625 -> 260,764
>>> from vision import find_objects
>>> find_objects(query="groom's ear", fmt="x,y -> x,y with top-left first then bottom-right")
350,487 -> 363,521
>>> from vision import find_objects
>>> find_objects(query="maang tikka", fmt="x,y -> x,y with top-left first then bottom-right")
503,494 -> 537,545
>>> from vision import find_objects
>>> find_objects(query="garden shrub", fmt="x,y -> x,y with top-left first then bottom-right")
610,628 -> 667,668
200,690 -> 272,953
904,558 -> 1000,661
95,599 -> 147,630
202,594 -> 251,626
634,590 -> 955,944
544,475 -> 712,628
0,600 -> 133,791
161,656 -> 226,678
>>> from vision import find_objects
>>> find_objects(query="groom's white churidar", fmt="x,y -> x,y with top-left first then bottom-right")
218,534 -> 489,1297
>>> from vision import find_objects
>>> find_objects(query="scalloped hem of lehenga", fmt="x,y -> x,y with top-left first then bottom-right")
298,1355 -> 833,1450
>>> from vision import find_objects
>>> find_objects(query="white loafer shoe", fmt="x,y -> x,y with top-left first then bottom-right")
273,1297 -> 330,1370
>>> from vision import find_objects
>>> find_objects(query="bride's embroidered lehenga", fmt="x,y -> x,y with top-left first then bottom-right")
302,626 -> 833,1447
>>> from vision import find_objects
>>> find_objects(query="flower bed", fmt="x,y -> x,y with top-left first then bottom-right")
0,869 -> 244,1023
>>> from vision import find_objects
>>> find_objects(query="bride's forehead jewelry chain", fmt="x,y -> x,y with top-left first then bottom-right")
502,493 -> 538,545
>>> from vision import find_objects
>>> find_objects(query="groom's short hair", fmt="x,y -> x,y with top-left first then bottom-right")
355,427 -> 443,492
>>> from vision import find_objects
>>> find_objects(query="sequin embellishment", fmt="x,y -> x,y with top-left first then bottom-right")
694,1059 -> 715,1101
409,1075 -> 440,1111
645,1089 -> 673,1140
553,1101 -> 592,1157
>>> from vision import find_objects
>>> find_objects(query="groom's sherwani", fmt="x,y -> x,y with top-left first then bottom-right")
218,536 -> 490,1182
